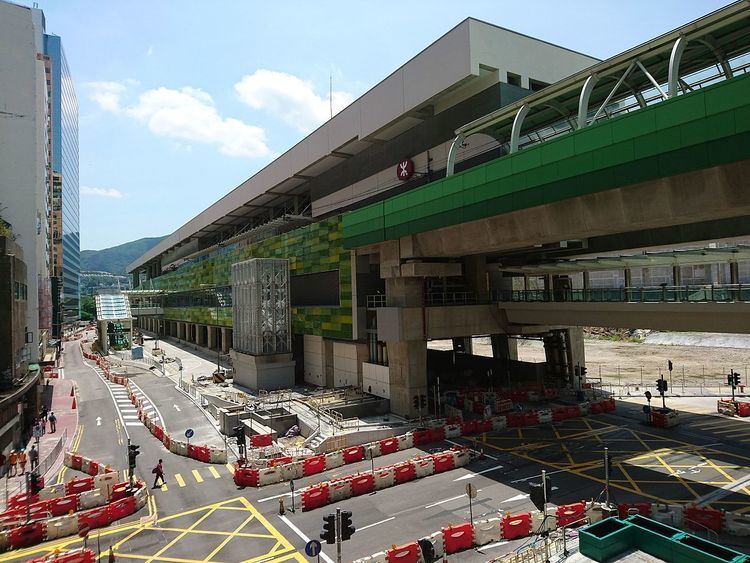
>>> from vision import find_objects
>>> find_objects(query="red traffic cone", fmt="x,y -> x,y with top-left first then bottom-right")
71,397 -> 76,409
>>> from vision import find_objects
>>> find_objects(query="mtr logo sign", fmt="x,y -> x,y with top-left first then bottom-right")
396,158 -> 414,181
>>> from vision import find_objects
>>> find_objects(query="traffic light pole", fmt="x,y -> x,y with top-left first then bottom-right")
25,473 -> 30,523
335,507 -> 342,563
604,447 -> 610,507
731,370 -> 736,402
659,372 -> 666,409
542,469 -> 549,563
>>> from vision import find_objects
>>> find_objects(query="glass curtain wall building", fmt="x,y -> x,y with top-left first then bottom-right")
44,34 -> 80,329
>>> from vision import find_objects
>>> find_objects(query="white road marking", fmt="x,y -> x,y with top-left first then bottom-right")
125,422 -> 141,427
258,491 -> 300,503
424,492 -> 480,509
96,417 -> 102,426
478,541 -> 509,551
358,516 -> 395,531
278,515 -> 335,563
454,464 -> 504,481
123,415 -> 139,420
173,404 -> 181,412
501,493 -> 529,503
445,439 -> 499,460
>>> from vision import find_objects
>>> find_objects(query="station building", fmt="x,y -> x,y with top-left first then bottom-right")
127,19 -> 600,416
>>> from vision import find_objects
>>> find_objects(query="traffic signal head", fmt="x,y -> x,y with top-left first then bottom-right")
668,360 -> 673,372
420,395 -> 427,409
320,513 -> 336,544
340,510 -> 355,541
528,476 -> 552,511
733,372 -> 741,386
128,444 -> 140,469
233,425 -> 246,445
412,395 -> 419,409
29,472 -> 42,494
656,380 -> 668,393
580,366 -> 587,376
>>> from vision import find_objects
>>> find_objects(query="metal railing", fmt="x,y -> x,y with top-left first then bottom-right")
493,284 -> 750,303
365,294 -> 387,308
2,428 -> 67,509
425,291 -> 477,306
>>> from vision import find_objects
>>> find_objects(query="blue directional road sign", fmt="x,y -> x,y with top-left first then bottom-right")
185,428 -> 194,439
305,540 -> 321,557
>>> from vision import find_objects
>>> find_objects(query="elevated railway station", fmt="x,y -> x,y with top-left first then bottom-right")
128,3 -> 750,417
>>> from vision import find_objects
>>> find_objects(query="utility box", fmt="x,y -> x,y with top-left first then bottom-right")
231,258 -> 294,390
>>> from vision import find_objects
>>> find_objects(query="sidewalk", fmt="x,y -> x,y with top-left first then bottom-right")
2,378 -> 78,505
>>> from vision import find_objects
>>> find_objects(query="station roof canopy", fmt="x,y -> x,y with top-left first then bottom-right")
127,18 -> 600,274
95,293 -> 132,321
500,245 -> 750,275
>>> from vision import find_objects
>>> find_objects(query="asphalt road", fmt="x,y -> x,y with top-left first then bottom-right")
7,341 -> 750,561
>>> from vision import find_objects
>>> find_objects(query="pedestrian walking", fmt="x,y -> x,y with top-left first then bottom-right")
40,405 -> 48,423
18,449 -> 27,475
29,445 -> 38,472
151,459 -> 165,488
8,450 -> 17,477
49,412 -> 56,433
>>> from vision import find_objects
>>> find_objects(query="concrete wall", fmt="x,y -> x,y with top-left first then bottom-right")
303,334 -> 325,386
0,3 -> 48,361
362,362 -> 390,399
332,341 -> 358,387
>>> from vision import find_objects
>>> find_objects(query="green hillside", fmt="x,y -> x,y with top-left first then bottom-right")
81,236 -> 165,274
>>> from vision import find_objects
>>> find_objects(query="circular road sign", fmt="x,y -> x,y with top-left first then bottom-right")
305,539 -> 322,557
465,483 -> 477,499
185,428 -> 194,439
79,523 -> 90,538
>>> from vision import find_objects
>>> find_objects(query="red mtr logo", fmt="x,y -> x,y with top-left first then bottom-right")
396,158 -> 414,180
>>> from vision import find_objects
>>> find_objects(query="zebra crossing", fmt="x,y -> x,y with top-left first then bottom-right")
92,366 -> 160,428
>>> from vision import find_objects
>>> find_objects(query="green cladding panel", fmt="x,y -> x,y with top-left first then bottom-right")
151,217 -> 352,340
343,72 -> 750,248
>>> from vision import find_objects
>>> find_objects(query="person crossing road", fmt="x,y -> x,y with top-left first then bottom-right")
152,459 -> 165,489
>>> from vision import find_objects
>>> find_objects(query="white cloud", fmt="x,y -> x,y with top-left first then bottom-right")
86,82 -> 272,159
234,69 -> 354,133
86,81 -> 126,112
81,186 -> 124,198
147,46 -> 153,57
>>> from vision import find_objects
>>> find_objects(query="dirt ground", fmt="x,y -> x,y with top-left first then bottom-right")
430,337 -> 750,386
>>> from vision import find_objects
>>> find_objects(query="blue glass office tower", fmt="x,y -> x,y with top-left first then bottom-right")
44,34 -> 79,330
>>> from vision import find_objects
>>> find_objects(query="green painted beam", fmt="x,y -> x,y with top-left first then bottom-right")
343,72 -> 750,248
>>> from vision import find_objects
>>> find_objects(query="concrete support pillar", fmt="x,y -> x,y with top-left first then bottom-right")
196,325 -> 205,347
730,261 -> 739,285
582,271 -> 590,292
207,326 -> 215,349
624,268 -> 632,288
566,327 -> 586,389
221,328 -> 230,354
491,334 -> 518,361
672,265 -> 681,286
386,339 -> 427,418
464,255 -> 489,302
385,277 -> 423,307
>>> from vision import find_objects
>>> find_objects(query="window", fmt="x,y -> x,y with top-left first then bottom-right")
290,270 -> 340,307
507,72 -> 522,87
529,78 -> 550,92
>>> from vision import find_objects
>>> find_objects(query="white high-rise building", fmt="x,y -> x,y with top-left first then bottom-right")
0,1 -> 54,362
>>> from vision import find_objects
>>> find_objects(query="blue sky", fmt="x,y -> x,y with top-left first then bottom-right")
30,0 -> 731,250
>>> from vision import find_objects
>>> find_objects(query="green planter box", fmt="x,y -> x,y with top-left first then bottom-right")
627,515 -> 684,561
579,518 -> 635,562
673,532 -> 749,563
